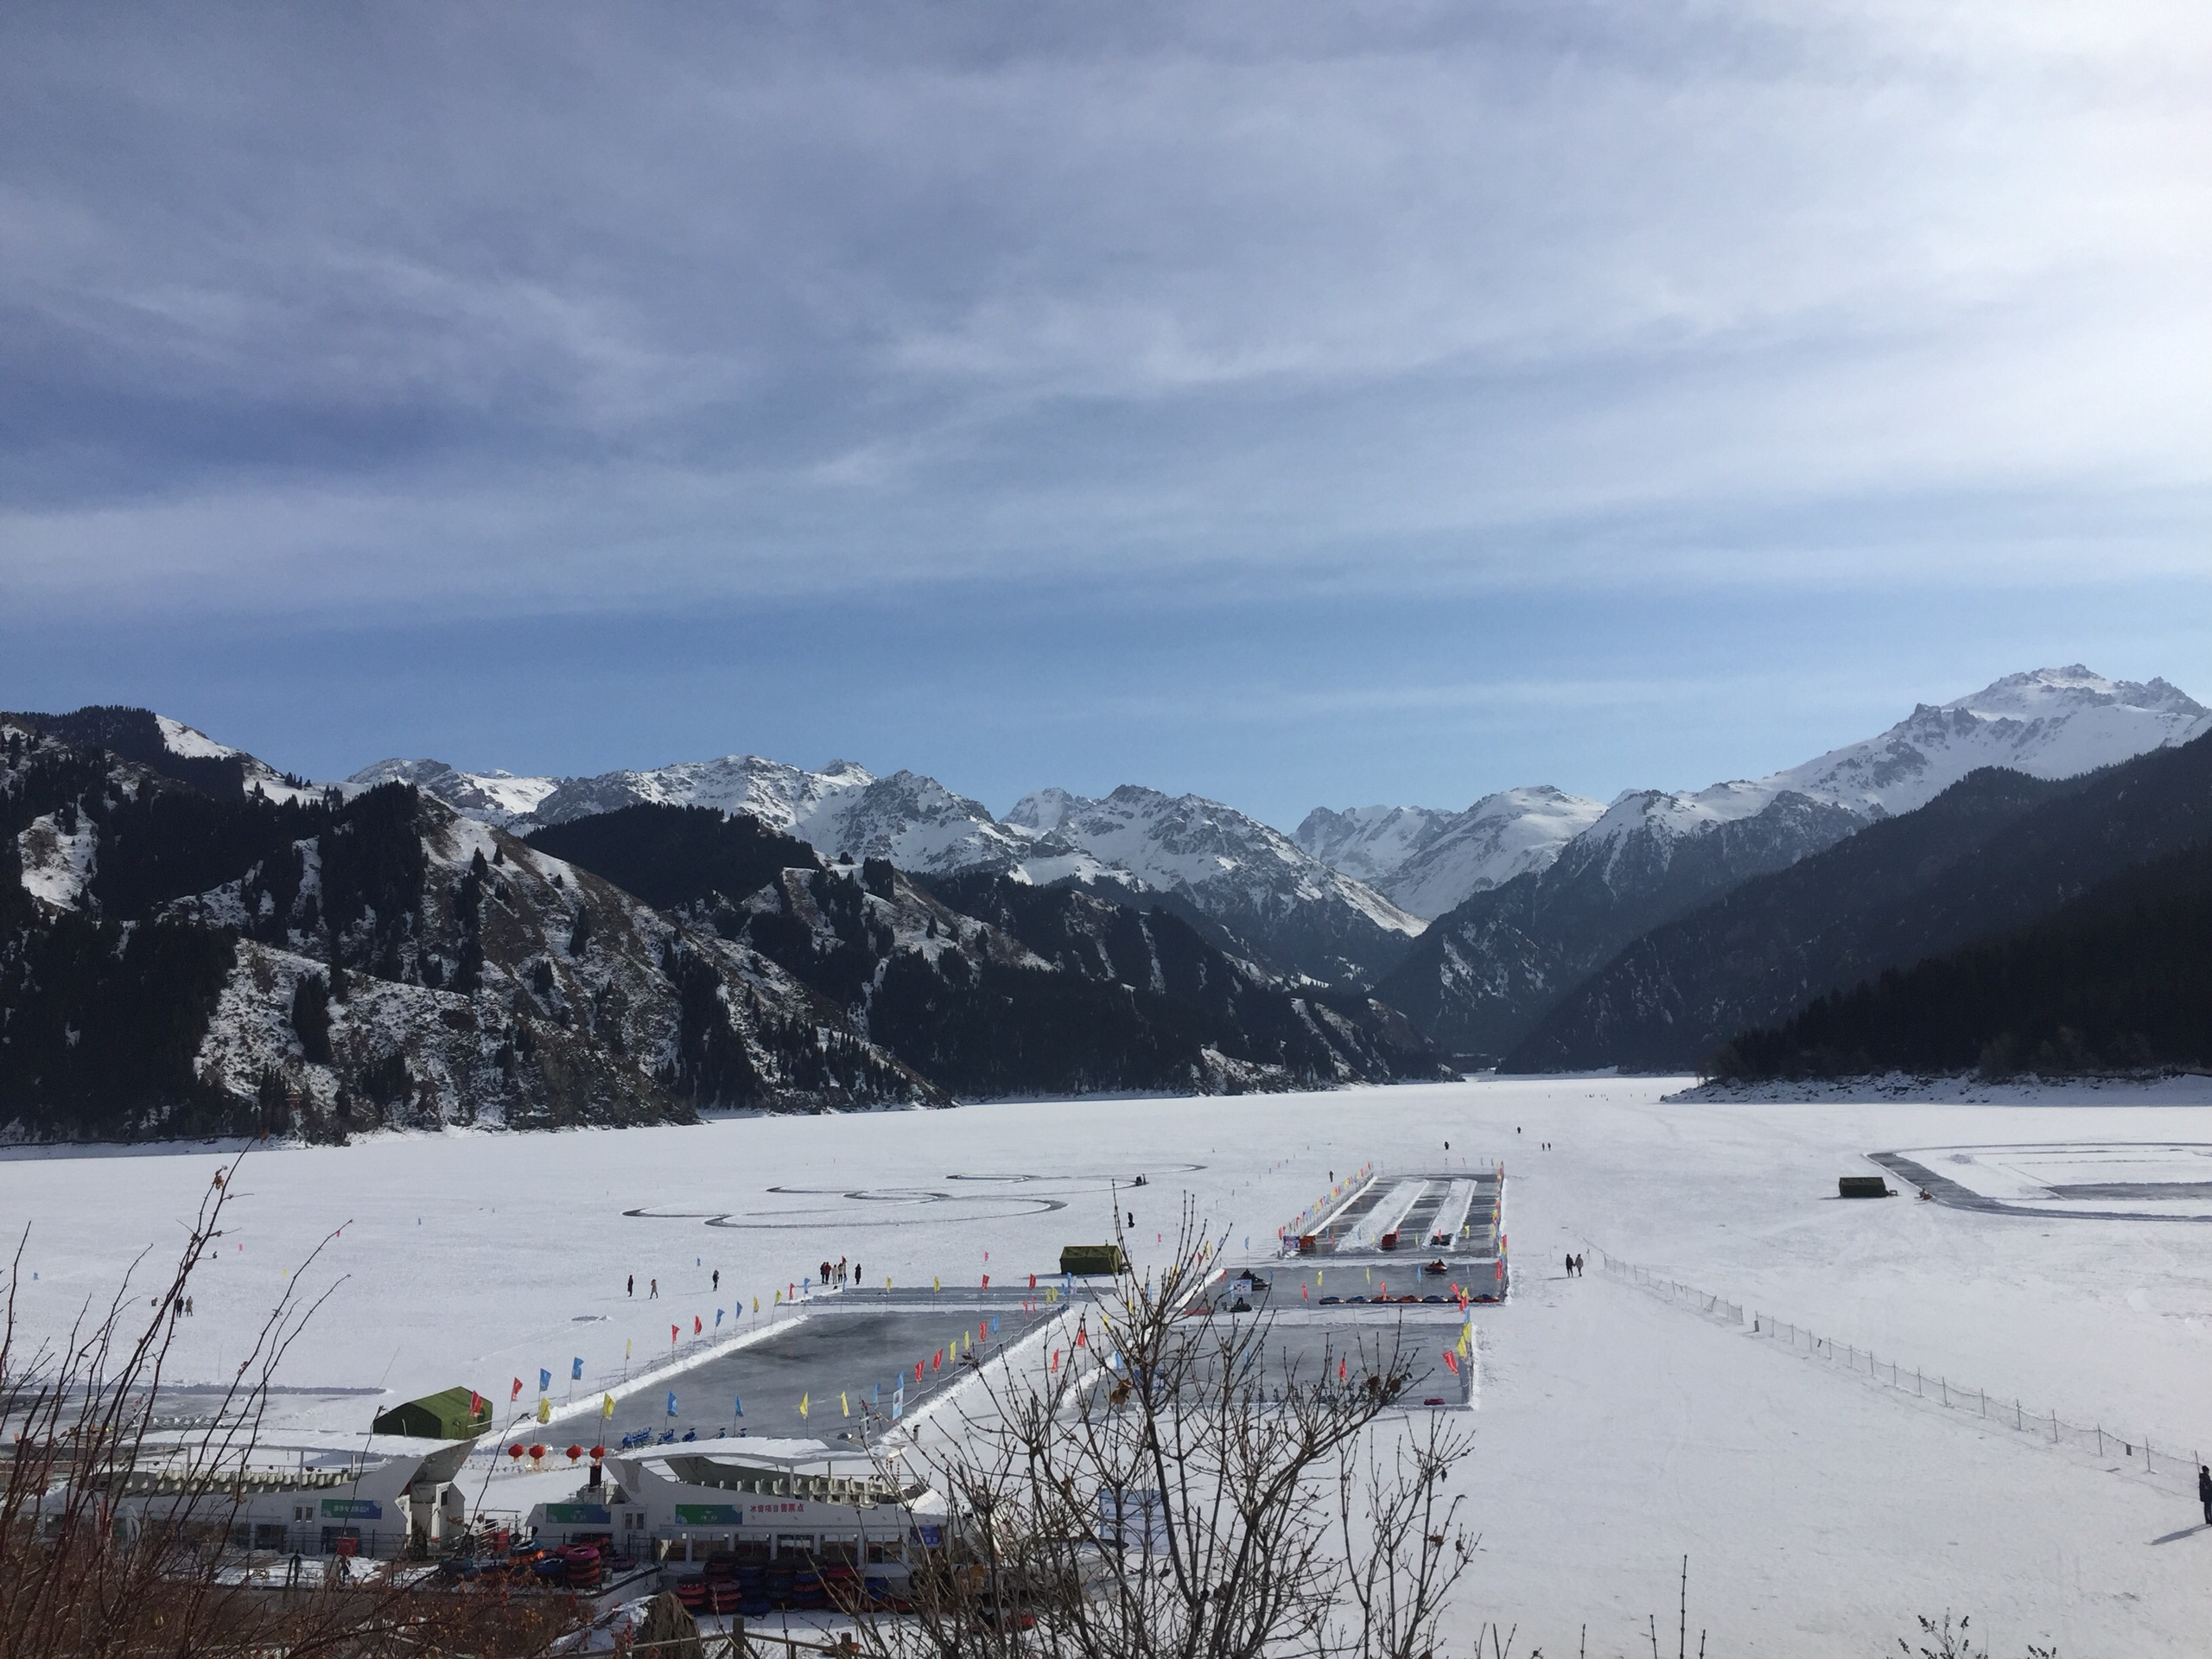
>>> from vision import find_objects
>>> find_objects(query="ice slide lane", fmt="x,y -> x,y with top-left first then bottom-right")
1344,1180 -> 1427,1250
1427,1179 -> 1478,1245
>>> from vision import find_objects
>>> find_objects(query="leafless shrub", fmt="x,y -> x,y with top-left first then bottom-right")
847,1194 -> 1475,1659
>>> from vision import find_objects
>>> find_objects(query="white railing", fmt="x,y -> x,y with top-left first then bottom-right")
1590,1247 -> 2207,1500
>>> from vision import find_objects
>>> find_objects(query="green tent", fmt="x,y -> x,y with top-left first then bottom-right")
1059,1243 -> 1128,1276
372,1387 -> 493,1440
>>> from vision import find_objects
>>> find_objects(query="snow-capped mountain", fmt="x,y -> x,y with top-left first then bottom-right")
1296,787 -> 1606,919
9,704 -> 325,805
353,759 -> 1424,985
1005,785 -> 1425,984
1573,665 -> 2209,861
349,754 -> 1028,874
1374,666 -> 2209,1059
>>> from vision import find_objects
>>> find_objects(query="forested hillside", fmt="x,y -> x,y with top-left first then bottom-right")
1712,840 -> 2212,1080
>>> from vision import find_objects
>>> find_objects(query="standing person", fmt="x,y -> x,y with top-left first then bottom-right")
712,1269 -> 719,1293
627,1274 -> 633,1298
650,1278 -> 658,1299
1564,1253 -> 1573,1278
2198,1464 -> 2212,1526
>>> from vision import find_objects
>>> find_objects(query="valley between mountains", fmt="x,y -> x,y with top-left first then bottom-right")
5,665 -> 2209,1140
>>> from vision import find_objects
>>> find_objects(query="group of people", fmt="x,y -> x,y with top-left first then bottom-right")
1562,1253 -> 1585,1277
626,1274 -> 659,1299
820,1255 -> 860,1288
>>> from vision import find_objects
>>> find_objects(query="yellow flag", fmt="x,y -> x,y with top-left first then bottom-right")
933,1275 -> 941,1292
625,1338 -> 632,1359
799,1393 -> 810,1418
753,1297 -> 760,1313
841,1391 -> 849,1418
1459,1325 -> 1471,1357
601,1393 -> 615,1419
536,1397 -> 550,1424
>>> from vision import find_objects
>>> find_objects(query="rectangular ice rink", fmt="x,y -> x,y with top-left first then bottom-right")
10,1074 -> 2212,1654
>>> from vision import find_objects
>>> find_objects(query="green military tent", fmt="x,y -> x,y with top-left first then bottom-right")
372,1387 -> 493,1440
1059,1243 -> 1128,1276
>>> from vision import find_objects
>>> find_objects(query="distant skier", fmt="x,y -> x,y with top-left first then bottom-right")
2198,1464 -> 2211,1525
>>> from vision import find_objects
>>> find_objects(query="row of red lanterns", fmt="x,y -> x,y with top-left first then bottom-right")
507,1442 -> 605,1462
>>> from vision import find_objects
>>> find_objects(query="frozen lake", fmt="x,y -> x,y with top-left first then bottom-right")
9,1075 -> 2212,1653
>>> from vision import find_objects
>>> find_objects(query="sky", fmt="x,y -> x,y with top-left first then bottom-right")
3,2 -> 2208,829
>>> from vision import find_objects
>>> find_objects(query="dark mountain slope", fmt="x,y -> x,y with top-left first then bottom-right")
2,717 -> 931,1142
1375,791 -> 1862,1059
1508,730 -> 2212,1071
531,805 -> 1452,1097
1715,840 -> 2212,1080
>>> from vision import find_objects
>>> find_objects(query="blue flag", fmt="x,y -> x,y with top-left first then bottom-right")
539,1368 -> 551,1392
733,1395 -> 743,1418
715,1307 -> 724,1326
665,1390 -> 678,1417
571,1357 -> 584,1381
989,1316 -> 999,1335
892,1381 -> 905,1420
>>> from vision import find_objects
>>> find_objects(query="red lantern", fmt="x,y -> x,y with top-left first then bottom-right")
588,1445 -> 606,1460
566,1445 -> 583,1462
507,1444 -> 524,1460
528,1443 -> 546,1459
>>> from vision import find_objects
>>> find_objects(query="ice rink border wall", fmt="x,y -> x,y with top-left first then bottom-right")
1588,1246 -> 2208,1502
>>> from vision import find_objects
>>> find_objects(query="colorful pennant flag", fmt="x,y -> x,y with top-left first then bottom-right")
539,1368 -> 551,1392
571,1357 -> 584,1381
511,1377 -> 523,1402
601,1394 -> 614,1419
665,1390 -> 678,1417
799,1393 -> 810,1419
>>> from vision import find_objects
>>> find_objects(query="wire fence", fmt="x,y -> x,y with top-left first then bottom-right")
1590,1247 -> 2209,1503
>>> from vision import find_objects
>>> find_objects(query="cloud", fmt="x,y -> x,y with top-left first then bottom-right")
2,0 -> 2208,622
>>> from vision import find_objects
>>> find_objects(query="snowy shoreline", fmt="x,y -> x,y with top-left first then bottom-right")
1668,1070 -> 2212,1106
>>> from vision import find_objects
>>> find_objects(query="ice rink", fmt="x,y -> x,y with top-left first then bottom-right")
9,1076 -> 2212,1653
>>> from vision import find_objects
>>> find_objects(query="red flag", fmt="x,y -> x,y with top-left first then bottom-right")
914,1361 -> 924,1382
511,1377 -> 523,1402
1051,1349 -> 1060,1371
470,1390 -> 483,1415
981,1274 -> 989,1289
1075,1325 -> 1087,1348
671,1324 -> 679,1344
1338,1358 -> 1347,1381
693,1316 -> 702,1336
1443,1349 -> 1459,1374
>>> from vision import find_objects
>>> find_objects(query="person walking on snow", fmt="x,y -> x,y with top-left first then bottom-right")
650,1278 -> 658,1299
2198,1464 -> 2211,1525
627,1274 -> 633,1298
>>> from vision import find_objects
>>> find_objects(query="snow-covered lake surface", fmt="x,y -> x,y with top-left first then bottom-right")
9,1077 -> 2212,1653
